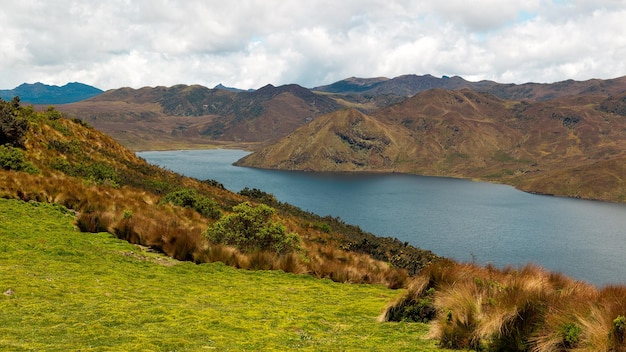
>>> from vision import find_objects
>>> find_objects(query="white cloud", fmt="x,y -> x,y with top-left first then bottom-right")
1,0 -> 625,90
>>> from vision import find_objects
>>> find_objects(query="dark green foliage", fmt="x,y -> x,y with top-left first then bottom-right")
560,322 -> 582,349
238,187 -> 277,204
0,97 -> 29,147
44,106 -> 63,120
202,178 -> 225,190
48,139 -> 81,155
599,95 -> 626,116
204,202 -> 300,254
386,288 -> 436,323
611,315 -> 626,348
0,144 -> 39,174
312,221 -> 332,233
161,189 -> 222,219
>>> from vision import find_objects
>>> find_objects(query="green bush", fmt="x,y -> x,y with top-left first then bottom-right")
0,144 -> 39,174
313,221 -> 332,233
560,322 -> 582,348
0,97 -> 29,147
50,159 -> 119,186
204,202 -> 300,254
161,189 -> 222,219
238,187 -> 277,204
202,179 -> 225,190
611,315 -> 626,347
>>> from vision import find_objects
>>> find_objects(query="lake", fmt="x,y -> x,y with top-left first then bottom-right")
138,149 -> 626,286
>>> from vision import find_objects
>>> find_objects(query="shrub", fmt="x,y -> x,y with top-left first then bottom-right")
76,210 -> 112,233
0,97 -> 28,147
380,277 -> 436,323
202,179 -> 225,190
204,202 -> 300,254
560,322 -> 582,348
312,221 -> 332,233
0,145 -> 39,174
160,189 -> 222,219
238,187 -> 277,204
612,315 -> 626,348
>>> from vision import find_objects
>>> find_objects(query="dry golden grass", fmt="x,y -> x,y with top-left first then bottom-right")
381,259 -> 626,351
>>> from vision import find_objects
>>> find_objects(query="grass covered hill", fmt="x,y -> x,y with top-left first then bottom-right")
52,75 -> 626,153
313,74 -> 626,102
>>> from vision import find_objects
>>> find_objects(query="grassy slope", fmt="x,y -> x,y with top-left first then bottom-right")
0,198 -> 446,351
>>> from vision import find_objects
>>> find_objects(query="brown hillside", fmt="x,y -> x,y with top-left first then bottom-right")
54,84 -> 341,150
235,108 -> 413,171
237,89 -> 626,202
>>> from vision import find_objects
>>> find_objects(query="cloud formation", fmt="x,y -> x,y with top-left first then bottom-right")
1,0 -> 625,90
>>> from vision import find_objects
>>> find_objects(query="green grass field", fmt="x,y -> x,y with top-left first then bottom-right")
0,198 -> 445,351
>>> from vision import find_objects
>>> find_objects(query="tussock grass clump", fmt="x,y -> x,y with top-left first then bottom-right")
381,260 -> 626,351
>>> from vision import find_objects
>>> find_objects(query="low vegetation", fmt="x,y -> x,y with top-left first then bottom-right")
380,259 -> 626,351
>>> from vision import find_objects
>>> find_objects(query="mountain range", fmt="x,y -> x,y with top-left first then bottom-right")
20,74 -> 626,202
312,74 -> 626,101
0,82 -> 103,104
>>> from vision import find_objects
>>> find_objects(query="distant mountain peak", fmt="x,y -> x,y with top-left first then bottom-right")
0,82 -> 103,104
214,83 -> 251,92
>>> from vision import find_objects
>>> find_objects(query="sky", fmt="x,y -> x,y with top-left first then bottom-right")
1,0 -> 626,90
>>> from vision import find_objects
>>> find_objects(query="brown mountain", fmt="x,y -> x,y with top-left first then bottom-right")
315,74 -> 626,101
236,89 -> 626,202
55,83 -> 341,150
235,108 -> 413,172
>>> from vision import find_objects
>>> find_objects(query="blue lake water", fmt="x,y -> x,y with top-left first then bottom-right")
138,149 -> 626,286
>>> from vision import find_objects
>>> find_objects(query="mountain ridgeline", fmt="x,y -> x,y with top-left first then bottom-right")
0,82 -> 103,104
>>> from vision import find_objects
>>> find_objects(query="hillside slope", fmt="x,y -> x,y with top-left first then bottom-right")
237,89 -> 626,202
0,198 -> 443,351
0,97 -> 438,283
235,108 -> 413,171
38,75 -> 626,152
